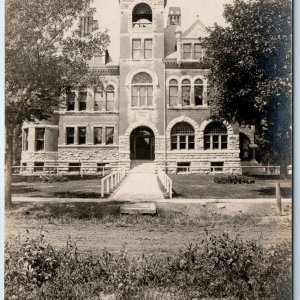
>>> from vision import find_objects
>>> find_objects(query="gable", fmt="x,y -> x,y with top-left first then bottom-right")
183,20 -> 209,39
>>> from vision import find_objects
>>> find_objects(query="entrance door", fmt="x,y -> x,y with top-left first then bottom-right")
130,127 -> 155,160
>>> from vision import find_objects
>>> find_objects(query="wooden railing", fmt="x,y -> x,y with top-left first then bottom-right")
100,168 -> 126,198
157,167 -> 173,199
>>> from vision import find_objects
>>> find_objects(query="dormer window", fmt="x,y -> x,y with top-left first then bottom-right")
132,3 -> 152,28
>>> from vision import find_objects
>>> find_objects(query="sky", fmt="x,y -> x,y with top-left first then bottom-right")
91,0 -> 234,61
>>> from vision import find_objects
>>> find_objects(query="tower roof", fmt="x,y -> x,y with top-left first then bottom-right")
119,0 -> 167,7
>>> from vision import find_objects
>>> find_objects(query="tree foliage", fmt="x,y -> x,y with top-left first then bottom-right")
203,0 -> 292,166
5,0 -> 110,207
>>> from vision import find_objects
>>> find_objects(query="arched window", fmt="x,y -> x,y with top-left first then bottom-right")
132,3 -> 152,28
132,72 -> 153,107
182,79 -> 191,106
94,82 -> 105,111
204,122 -> 228,150
169,79 -> 178,106
106,85 -> 115,111
194,79 -> 204,106
171,122 -> 195,150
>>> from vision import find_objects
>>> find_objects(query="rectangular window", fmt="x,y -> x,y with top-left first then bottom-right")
188,136 -> 195,149
95,89 -> 104,111
23,128 -> 29,151
79,91 -> 87,111
211,162 -> 224,173
94,127 -> 103,145
194,44 -> 202,59
179,135 -> 186,149
182,86 -> 191,105
35,128 -> 45,151
147,86 -> 153,106
106,127 -> 114,145
67,91 -> 75,111
204,135 -> 211,150
169,86 -> 178,106
69,163 -> 81,172
66,127 -> 75,144
183,43 -> 192,59
132,86 -> 138,106
78,127 -> 86,144
132,39 -> 142,59
177,162 -> 191,174
144,39 -> 152,59
213,135 -> 219,149
195,86 -> 203,106
34,162 -> 44,172
171,136 -> 177,150
106,91 -> 114,111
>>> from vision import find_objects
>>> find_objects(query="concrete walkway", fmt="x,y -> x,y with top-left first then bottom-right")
109,161 -> 165,202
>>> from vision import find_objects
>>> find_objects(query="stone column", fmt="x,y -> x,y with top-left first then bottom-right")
249,143 -> 258,165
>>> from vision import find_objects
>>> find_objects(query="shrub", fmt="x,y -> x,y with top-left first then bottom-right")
5,232 -> 291,300
214,175 -> 255,184
26,175 -> 69,183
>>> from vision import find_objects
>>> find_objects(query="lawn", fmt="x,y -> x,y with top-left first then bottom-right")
169,174 -> 292,199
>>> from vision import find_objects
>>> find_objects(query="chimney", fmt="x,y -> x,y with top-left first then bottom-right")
175,26 -> 182,66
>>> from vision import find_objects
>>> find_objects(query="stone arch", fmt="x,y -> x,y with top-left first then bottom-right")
124,120 -> 159,138
199,120 -> 234,135
126,67 -> 159,87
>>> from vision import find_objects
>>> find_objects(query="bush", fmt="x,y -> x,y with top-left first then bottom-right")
26,175 -> 69,183
5,232 -> 291,300
214,175 -> 255,184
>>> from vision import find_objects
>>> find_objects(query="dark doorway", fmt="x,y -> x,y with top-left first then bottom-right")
239,133 -> 250,161
130,127 -> 155,160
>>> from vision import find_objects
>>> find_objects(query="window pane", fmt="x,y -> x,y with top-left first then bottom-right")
169,86 -> 178,106
221,135 -> 228,149
182,86 -> 191,105
78,127 -> 86,144
106,127 -> 114,145
132,39 -> 141,59
195,85 -> 203,106
95,91 -> 104,111
132,86 -> 138,106
94,127 -> 102,144
183,44 -> 192,59
79,91 -> 87,111
66,128 -> 75,144
132,49 -> 141,59
67,92 -> 75,111
106,91 -> 114,111
204,135 -> 210,150
213,135 -> 219,149
139,86 -> 146,106
147,86 -> 153,106
144,39 -> 152,59
194,44 -> 202,59
171,143 -> 177,150
23,129 -> 29,151
36,128 -> 45,151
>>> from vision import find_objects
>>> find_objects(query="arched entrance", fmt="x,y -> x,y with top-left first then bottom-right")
239,133 -> 250,161
130,126 -> 155,160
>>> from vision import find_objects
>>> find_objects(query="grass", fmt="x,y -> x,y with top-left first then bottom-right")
169,174 -> 292,199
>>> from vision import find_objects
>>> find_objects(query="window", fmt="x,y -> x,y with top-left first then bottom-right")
132,3 -> 152,27
211,162 -> 224,173
144,39 -> 152,59
66,90 -> 75,111
78,90 -> 87,111
69,163 -> 81,172
23,128 -> 29,151
194,79 -> 204,106
66,127 -> 75,144
34,162 -> 44,172
182,79 -> 191,106
106,127 -> 114,145
35,128 -> 45,151
94,127 -> 103,145
204,122 -> 228,150
78,127 -> 86,144
169,79 -> 178,106
183,44 -> 192,59
131,72 -> 153,107
132,39 -> 142,59
94,84 -> 105,111
177,162 -> 191,174
106,85 -> 114,111
171,122 -> 195,150
194,44 -> 202,60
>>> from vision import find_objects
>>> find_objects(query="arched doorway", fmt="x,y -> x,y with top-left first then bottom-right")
130,126 -> 155,160
239,133 -> 250,161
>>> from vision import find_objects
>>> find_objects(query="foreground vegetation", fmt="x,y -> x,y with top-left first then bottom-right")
5,232 -> 291,300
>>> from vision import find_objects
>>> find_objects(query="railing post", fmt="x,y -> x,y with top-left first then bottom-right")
169,181 -> 172,199
106,179 -> 109,193
101,179 -> 104,197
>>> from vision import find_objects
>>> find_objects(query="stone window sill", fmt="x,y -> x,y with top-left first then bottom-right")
58,144 -> 119,148
168,106 -> 209,110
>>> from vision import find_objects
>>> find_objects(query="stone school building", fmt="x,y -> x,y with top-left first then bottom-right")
21,0 -> 257,174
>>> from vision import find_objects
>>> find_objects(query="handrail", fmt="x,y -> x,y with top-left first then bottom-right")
100,168 -> 126,198
157,167 -> 173,199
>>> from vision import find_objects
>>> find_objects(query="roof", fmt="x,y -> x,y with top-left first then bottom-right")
182,18 -> 209,39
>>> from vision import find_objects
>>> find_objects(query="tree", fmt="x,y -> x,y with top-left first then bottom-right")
5,0 -> 110,208
203,0 -> 292,175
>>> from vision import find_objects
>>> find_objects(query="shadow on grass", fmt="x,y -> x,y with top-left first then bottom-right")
21,201 -> 127,220
255,187 -> 292,197
12,185 -> 39,194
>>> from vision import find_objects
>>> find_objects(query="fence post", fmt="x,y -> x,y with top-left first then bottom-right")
101,179 -> 104,197
169,181 -> 172,199
276,182 -> 282,216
